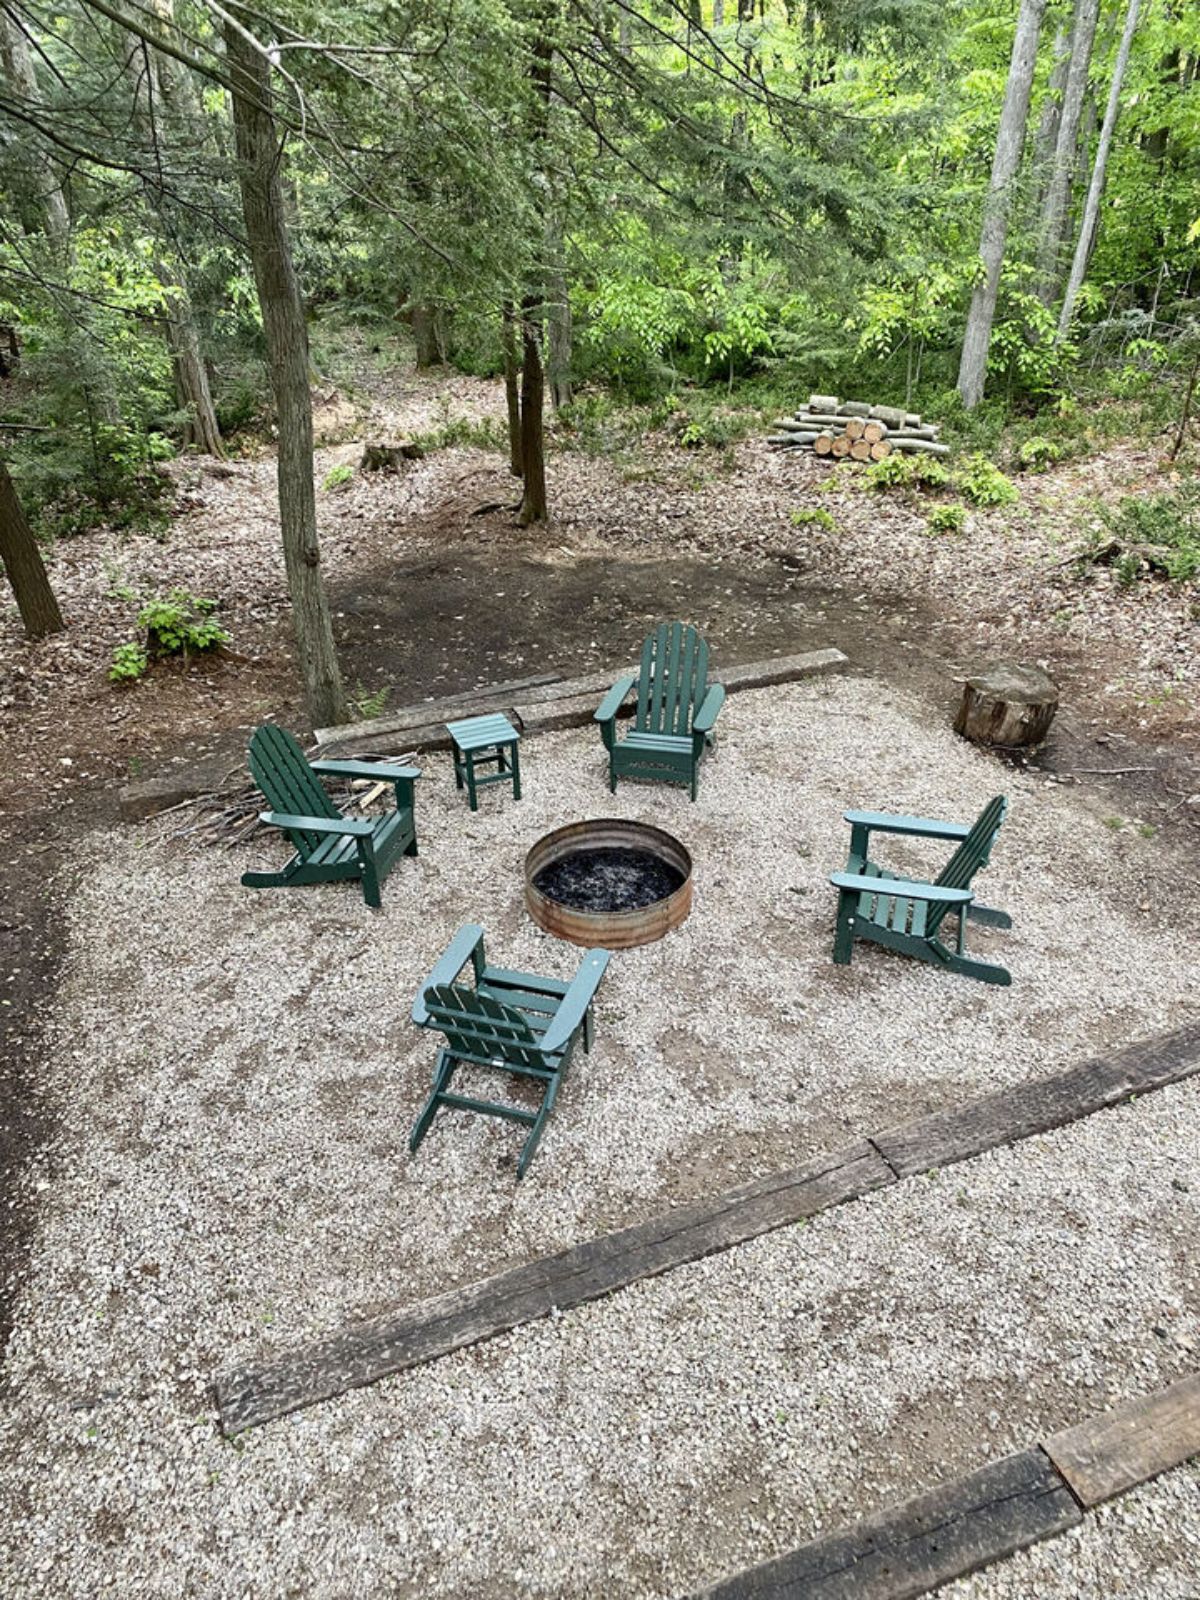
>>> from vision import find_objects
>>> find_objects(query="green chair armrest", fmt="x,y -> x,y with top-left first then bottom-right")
412,924 -> 486,1025
594,674 -> 637,724
831,871 -> 973,905
843,810 -> 972,842
693,682 -> 726,735
311,760 -> 422,783
539,949 -> 611,1056
260,811 -> 374,838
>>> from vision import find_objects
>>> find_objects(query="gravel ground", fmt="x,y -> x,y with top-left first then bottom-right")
945,1462 -> 1200,1599
2,674 -> 1198,1596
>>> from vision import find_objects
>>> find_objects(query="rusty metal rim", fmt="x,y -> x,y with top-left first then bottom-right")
524,818 -> 693,949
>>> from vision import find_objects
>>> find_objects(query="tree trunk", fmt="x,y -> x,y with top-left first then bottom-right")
712,0 -> 724,24
411,304 -> 442,368
1036,0 -> 1100,304
0,14 -> 69,241
518,297 -> 547,524
0,458 -> 64,638
545,229 -> 572,411
502,301 -> 523,477
1057,0 -> 1142,341
956,0 -> 1048,409
158,261 -> 223,456
1031,21 -> 1072,205
224,21 -> 346,728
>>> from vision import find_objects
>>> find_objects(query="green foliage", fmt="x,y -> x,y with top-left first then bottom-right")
927,503 -> 968,536
351,681 -> 390,720
410,415 -> 505,453
322,463 -> 355,491
954,455 -> 1018,508
137,590 -> 230,657
1095,483 -> 1200,584
108,642 -> 149,684
789,506 -> 836,532
865,453 -> 951,491
1016,436 -> 1064,474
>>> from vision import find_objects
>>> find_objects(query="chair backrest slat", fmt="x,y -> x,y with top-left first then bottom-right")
248,724 -> 339,860
423,983 -> 542,1070
633,622 -> 710,735
928,795 -> 1008,934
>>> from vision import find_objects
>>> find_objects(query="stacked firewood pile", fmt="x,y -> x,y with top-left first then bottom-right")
767,395 -> 949,461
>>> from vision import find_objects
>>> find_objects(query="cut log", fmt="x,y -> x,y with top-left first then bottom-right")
767,433 -> 818,447
862,420 -> 887,443
813,434 -> 834,456
849,438 -> 872,461
830,434 -> 852,457
838,400 -> 872,417
808,393 -> 839,413
954,663 -> 1059,749
844,417 -> 866,441
869,404 -> 908,427
793,414 -> 845,429
361,441 -> 426,471
891,438 -> 951,457
889,427 -> 940,442
905,413 -> 923,428
869,440 -> 892,460
777,416 -> 841,431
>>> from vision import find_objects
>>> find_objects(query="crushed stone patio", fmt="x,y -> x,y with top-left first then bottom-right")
2,673 -> 1198,1596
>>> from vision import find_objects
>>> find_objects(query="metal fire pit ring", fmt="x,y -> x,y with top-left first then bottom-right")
524,819 -> 693,949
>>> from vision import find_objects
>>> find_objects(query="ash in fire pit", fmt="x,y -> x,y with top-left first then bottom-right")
533,846 -> 685,913
525,819 -> 693,949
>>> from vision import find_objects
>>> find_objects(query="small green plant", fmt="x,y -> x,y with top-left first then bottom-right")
138,589 -> 229,656
322,463 -> 354,491
864,452 -> 950,491
927,503 -> 967,535
1103,816 -> 1125,831
1096,485 -> 1200,583
351,680 -> 389,720
954,455 -> 1018,507
109,642 -> 149,683
789,506 -> 836,531
1017,436 -> 1063,473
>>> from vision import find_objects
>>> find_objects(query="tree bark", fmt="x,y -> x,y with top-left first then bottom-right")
518,297 -> 547,524
411,304 -> 442,368
545,225 -> 572,410
224,21 -> 346,727
502,301 -> 523,477
158,260 -> 224,456
1036,0 -> 1100,305
956,0 -> 1048,409
1057,0 -> 1143,340
0,458 -> 64,638
0,14 -> 69,241
1031,20 -> 1072,204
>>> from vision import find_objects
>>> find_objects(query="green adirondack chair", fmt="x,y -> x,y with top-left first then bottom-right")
241,724 -> 421,909
830,795 -> 1012,985
594,621 -> 726,800
409,924 -> 610,1178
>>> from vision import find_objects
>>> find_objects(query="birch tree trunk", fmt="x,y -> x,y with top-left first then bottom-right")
0,458 -> 64,639
1057,0 -> 1143,341
956,0 -> 1047,409
1036,0 -> 1100,304
224,21 -> 346,727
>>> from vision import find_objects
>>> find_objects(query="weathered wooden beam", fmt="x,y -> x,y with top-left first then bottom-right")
314,673 -> 562,749
872,1022 -> 1200,1179
215,1142 -> 893,1434
693,1450 -> 1080,1599
1044,1374 -> 1200,1507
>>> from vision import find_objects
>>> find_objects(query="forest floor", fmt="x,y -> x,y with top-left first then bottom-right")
1,346 -> 1199,1591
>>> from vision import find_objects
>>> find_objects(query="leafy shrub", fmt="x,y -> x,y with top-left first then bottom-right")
864,452 -> 950,491
137,589 -> 229,657
1017,436 -> 1063,473
1095,485 -> 1200,583
789,506 -> 836,531
927,503 -> 967,535
323,463 -> 354,491
674,410 -> 738,449
108,642 -> 149,683
954,455 -> 1018,507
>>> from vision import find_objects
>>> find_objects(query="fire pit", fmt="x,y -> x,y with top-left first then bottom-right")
525,819 -> 693,949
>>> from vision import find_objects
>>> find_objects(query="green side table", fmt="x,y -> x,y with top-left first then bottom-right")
446,712 -> 522,811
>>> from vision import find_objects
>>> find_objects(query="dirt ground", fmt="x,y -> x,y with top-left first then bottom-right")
2,353 -> 1199,1407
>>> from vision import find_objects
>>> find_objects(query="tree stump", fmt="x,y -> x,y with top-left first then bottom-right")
361,441 -> 425,472
954,663 -> 1059,748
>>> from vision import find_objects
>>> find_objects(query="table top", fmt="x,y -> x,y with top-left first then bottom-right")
445,711 -> 521,750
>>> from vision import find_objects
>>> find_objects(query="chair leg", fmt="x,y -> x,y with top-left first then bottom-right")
968,902 -> 1012,929
609,758 -> 618,795
583,1006 -> 593,1054
516,1074 -> 560,1179
945,953 -> 1013,986
409,1051 -> 456,1155
832,892 -> 856,965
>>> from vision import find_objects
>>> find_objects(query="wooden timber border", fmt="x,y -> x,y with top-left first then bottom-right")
312,648 -> 850,756
692,1373 -> 1200,1598
215,1021 -> 1200,1435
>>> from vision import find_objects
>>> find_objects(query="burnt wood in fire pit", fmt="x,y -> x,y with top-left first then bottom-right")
525,819 -> 692,948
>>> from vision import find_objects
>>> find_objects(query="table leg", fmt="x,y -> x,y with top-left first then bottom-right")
511,740 -> 522,801
466,749 -> 479,812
